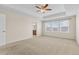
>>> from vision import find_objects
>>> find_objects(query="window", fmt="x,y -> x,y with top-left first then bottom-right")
45,22 -> 52,32
44,19 -> 69,33
60,20 -> 69,32
52,21 -> 59,32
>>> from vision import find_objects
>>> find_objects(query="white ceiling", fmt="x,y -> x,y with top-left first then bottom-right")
1,4 -> 79,18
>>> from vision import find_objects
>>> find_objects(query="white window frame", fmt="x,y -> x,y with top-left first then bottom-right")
44,19 -> 69,33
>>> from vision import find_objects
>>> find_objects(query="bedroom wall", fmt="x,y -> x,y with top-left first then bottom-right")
6,13 -> 33,44
0,5 -> 42,45
42,16 -> 76,39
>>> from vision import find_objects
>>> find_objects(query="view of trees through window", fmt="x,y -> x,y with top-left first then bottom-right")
44,20 -> 69,32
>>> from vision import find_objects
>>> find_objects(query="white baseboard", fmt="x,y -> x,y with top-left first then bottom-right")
0,43 -> 6,47
0,37 -> 32,47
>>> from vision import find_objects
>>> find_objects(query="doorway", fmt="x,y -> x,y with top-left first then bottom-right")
32,23 -> 37,36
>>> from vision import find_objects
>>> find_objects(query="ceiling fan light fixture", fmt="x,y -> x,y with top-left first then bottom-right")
40,9 -> 46,13
35,4 -> 52,13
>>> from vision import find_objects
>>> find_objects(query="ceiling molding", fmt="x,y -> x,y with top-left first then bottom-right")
43,12 -> 66,18
0,4 -> 79,20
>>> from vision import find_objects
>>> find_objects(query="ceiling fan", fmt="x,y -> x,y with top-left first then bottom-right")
35,4 -> 52,13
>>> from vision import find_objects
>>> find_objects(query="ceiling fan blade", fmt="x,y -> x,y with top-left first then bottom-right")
35,6 -> 41,9
46,9 -> 52,11
43,4 -> 48,8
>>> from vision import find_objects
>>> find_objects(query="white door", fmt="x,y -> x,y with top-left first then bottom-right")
0,15 -> 6,46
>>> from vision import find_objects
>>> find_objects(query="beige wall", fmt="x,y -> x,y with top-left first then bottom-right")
6,13 -> 33,44
0,6 -> 41,44
42,16 -> 76,39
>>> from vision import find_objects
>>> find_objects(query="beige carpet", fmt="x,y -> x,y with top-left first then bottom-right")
0,36 -> 79,55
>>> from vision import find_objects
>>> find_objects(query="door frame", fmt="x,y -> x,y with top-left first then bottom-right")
0,14 -> 6,46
